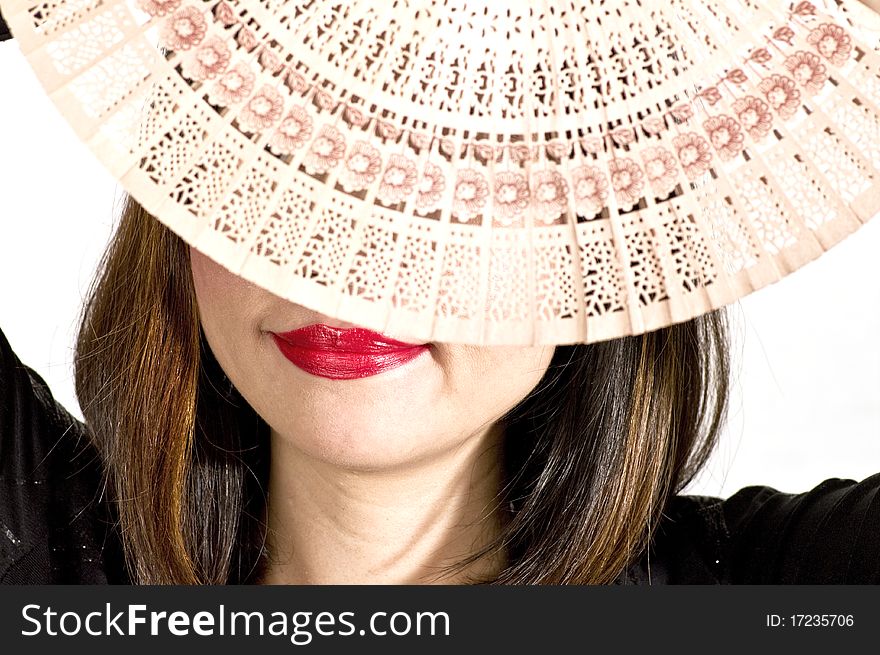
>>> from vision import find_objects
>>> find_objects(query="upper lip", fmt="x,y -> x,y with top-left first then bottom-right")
272,324 -> 428,353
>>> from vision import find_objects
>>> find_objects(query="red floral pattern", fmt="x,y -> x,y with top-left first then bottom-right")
304,125 -> 345,174
807,23 -> 853,67
408,132 -> 433,151
640,147 -> 678,197
416,163 -> 446,212
377,155 -> 418,205
235,27 -> 258,52
452,169 -> 489,221
579,137 -> 604,155
493,172 -> 530,223
313,90 -> 338,111
181,36 -> 230,81
377,122 -> 402,141
344,105 -> 369,127
673,132 -> 713,180
732,95 -> 773,142
571,165 -> 608,216
440,139 -> 460,158
237,85 -> 284,132
136,0 -> 181,17
339,141 -> 381,192
784,51 -> 828,96
267,107 -> 313,156
749,48 -> 773,64
214,1 -> 237,26
773,26 -> 796,47
286,71 -> 310,94
793,2 -> 817,16
758,74 -> 801,120
208,63 -> 255,106
475,144 -> 495,162
531,170 -> 569,223
641,117 -> 666,135
150,2 -> 858,241
608,158 -> 644,208
546,141 -> 571,159
159,6 -> 207,51
259,48 -> 284,74
703,114 -> 744,162
725,69 -> 749,85
508,144 -> 536,163
610,128 -> 636,146
670,103 -> 694,123
698,87 -> 723,106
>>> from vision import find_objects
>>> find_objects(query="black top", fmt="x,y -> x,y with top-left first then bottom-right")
1,324 -> 879,584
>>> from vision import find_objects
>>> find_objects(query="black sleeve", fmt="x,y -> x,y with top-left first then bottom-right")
721,473 -> 880,583
0,326 -> 89,481
0,9 -> 11,42
0,326 -> 126,583
631,472 -> 880,584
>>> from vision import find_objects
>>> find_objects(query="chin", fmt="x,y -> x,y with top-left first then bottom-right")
270,410 -> 449,472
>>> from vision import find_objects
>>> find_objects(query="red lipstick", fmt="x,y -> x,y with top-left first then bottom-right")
271,324 -> 429,380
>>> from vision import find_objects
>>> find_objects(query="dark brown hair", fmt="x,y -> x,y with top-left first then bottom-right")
74,195 -> 730,584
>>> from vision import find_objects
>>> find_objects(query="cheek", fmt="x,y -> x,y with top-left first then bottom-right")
189,247 -> 272,379
190,247 -> 238,307
190,247 -> 261,327
500,346 -> 556,402
189,247 -> 290,408
448,345 -> 556,423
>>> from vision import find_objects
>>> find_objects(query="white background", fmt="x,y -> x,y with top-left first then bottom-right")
1,40 -> 878,499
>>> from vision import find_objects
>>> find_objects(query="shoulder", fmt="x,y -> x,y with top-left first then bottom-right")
620,473 -> 880,584
720,473 -> 880,583
0,327 -> 127,583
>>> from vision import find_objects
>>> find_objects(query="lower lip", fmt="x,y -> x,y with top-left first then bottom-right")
271,334 -> 430,380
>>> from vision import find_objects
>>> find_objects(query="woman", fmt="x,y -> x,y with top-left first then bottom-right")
1,0 -> 879,585
6,194 -> 878,585
3,193 -> 734,584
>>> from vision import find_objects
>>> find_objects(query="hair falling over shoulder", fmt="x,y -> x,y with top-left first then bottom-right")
73,195 -> 731,585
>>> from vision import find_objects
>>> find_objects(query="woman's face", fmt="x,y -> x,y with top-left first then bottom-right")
190,247 -> 556,470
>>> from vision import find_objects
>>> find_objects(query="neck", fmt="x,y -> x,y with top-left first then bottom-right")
259,424 -> 507,584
